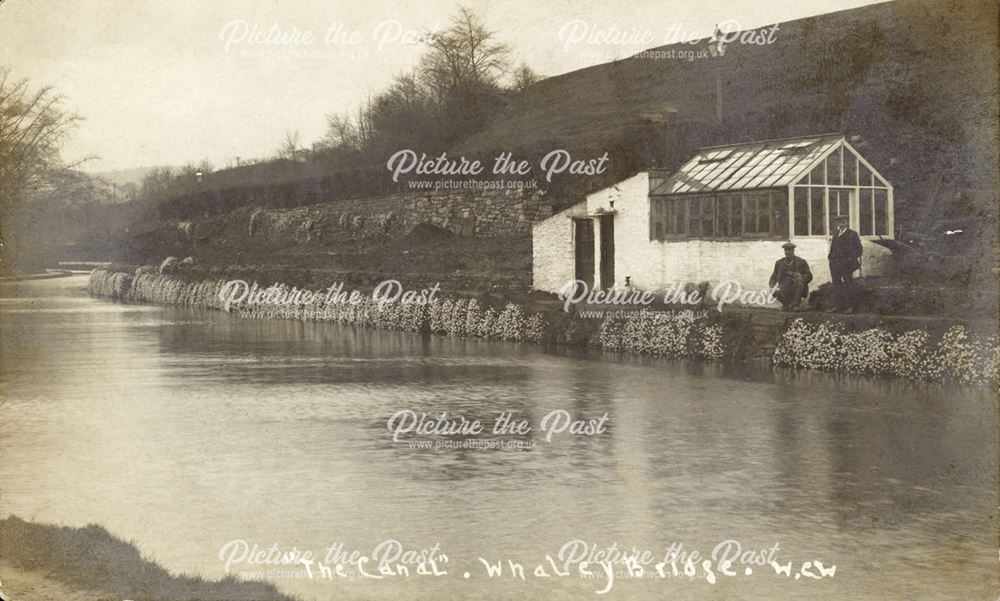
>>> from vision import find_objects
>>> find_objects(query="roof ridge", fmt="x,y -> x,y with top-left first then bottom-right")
699,133 -> 843,151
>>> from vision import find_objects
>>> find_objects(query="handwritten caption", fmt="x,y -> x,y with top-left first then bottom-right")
218,538 -> 837,593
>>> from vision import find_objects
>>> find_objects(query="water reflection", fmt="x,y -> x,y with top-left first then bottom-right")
0,276 -> 996,600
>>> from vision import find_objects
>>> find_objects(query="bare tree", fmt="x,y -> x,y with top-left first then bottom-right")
355,94 -> 374,150
27,167 -> 114,207
279,130 -> 301,162
453,7 -> 511,84
419,6 -> 511,96
511,62 -> 541,92
320,113 -> 360,151
0,66 -> 82,207
313,7 -> 511,164
318,93 -> 377,155
140,166 -> 174,204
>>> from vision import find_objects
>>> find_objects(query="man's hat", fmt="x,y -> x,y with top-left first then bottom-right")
782,241 -> 796,249
834,214 -> 850,222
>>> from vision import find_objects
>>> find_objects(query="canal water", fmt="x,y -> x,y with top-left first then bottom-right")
1,275 -> 996,600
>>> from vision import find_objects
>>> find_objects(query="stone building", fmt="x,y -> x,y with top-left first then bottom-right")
532,134 -> 895,295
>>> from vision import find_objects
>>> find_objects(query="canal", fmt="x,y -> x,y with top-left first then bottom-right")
1,275 -> 996,600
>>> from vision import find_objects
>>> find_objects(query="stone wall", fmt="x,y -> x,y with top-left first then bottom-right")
245,186 -> 552,244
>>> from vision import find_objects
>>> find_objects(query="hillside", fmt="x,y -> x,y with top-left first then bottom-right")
459,0 -> 999,237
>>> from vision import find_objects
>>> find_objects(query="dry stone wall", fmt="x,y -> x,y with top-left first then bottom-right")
219,187 -> 555,245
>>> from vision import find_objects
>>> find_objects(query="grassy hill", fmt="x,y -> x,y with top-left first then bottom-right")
458,0 -> 999,238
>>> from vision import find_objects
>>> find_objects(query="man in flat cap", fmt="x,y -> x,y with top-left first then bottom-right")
769,241 -> 812,311
827,214 -> 863,313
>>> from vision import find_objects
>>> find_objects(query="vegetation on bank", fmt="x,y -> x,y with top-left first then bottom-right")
775,318 -> 999,385
599,311 -> 727,361
87,268 -> 730,355
0,516 -> 294,601
88,268 -> 999,387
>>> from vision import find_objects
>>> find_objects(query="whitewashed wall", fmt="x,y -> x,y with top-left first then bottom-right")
531,202 -> 588,293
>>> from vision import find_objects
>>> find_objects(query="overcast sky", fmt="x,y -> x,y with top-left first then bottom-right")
0,0 -> 886,173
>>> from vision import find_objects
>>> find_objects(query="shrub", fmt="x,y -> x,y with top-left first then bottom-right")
599,310 -> 723,361
774,318 -> 998,385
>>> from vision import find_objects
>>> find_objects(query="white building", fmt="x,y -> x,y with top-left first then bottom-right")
532,134 -> 895,297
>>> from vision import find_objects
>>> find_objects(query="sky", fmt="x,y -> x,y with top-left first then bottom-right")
0,0 -> 887,174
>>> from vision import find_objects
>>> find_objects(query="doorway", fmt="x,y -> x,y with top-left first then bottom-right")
574,218 -> 594,287
599,215 -> 615,289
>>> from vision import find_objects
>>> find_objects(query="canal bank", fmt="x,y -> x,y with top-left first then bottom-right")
87,267 -> 999,387
0,516 -> 293,601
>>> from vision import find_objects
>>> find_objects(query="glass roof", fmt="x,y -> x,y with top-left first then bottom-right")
651,134 -> 845,195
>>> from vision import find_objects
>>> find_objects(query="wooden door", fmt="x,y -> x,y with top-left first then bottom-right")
574,219 -> 594,287
599,215 -> 615,289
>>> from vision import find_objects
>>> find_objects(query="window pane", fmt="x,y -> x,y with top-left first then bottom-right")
756,192 -> 770,233
810,162 -> 826,186
827,149 -> 842,186
875,189 -> 888,235
771,190 -> 788,237
827,188 -> 851,228
731,194 -> 742,236
674,199 -> 686,234
737,192 -> 771,236
810,187 -> 825,236
794,187 -> 809,236
702,196 -> 716,237
742,194 -> 756,234
843,152 -> 857,187
793,171 -> 809,187
859,163 -> 873,187
717,196 -> 729,237
859,189 -> 873,236
688,196 -> 701,237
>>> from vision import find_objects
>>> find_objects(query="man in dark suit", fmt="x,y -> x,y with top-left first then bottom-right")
769,242 -> 812,311
827,214 -> 863,313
